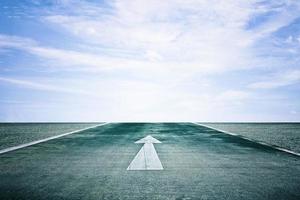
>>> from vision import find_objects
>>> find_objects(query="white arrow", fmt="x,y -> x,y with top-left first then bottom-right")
127,135 -> 163,170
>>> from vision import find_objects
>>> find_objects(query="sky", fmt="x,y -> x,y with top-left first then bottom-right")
0,0 -> 300,122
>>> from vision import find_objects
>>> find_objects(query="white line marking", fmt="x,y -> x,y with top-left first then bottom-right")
0,123 -> 110,155
191,122 -> 300,157
127,135 -> 163,170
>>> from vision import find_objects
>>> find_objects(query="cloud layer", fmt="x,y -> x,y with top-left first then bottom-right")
0,0 -> 300,121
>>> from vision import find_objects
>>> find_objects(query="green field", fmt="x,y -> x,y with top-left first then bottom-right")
0,123 -> 299,200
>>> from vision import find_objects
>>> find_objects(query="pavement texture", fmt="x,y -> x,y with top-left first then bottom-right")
0,123 -> 299,200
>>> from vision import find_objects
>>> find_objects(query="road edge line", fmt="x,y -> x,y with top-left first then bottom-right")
0,122 -> 110,155
191,122 -> 300,157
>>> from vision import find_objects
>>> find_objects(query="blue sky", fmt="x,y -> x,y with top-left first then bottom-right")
0,0 -> 300,122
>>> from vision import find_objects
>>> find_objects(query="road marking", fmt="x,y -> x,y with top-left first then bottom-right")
0,123 -> 110,155
127,135 -> 163,170
192,122 -> 300,157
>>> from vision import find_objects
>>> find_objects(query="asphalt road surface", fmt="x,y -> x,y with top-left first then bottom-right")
0,123 -> 299,200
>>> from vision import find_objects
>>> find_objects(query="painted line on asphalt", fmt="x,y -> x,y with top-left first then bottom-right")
191,122 -> 300,157
127,135 -> 163,170
0,122 -> 110,155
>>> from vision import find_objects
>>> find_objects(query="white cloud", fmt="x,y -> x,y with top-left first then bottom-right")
2,0 -> 300,75
0,33 -> 251,76
0,34 -> 36,49
216,90 -> 250,101
43,0 -> 261,73
0,76 -> 94,96
250,3 -> 300,39
248,70 -> 300,89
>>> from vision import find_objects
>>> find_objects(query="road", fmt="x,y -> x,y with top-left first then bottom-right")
0,123 -> 299,200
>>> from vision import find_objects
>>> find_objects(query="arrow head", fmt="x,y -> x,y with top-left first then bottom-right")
135,135 -> 161,144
